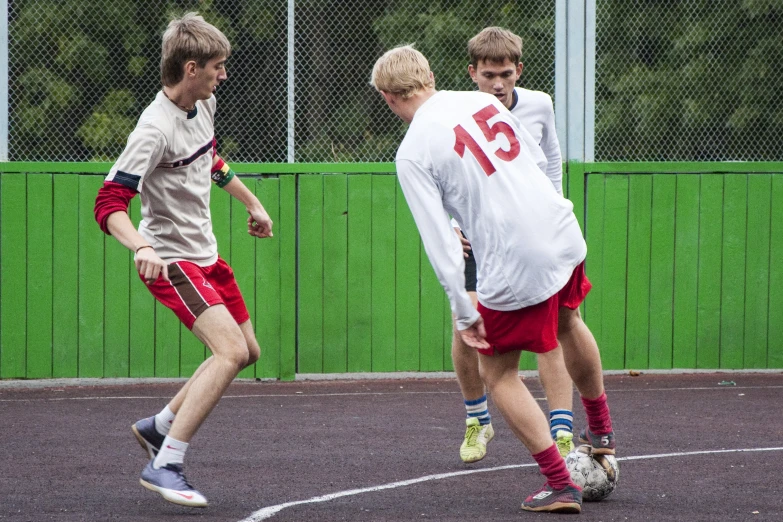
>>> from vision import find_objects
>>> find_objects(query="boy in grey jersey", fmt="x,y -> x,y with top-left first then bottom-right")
94,13 -> 272,508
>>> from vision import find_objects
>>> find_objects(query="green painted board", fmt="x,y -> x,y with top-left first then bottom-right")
584,174 -> 604,354
278,175 -> 297,380
672,175 -> 700,369
719,175 -> 747,369
1,174 -> 27,378
78,176 -> 104,377
297,174 -> 324,373
128,196 -> 155,377
769,175 -> 783,368
442,292 -> 454,371
323,174 -> 348,373
154,300 -> 181,377
52,175 -> 79,377
419,248 -> 446,371
370,176 -> 397,372
256,178 -> 282,379
648,175 -> 675,369
211,187 -> 232,264
568,162 -> 586,232
600,175 -> 629,369
624,175 -> 652,369
696,175 -> 723,369
395,183 -> 421,371
26,175 -> 53,378
230,178 -> 258,379
347,175 -> 373,372
102,208 -> 131,378
743,176 -> 771,368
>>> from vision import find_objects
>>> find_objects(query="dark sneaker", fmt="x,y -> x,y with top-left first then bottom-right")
140,461 -> 208,508
521,483 -> 582,513
132,416 -> 165,459
578,428 -> 616,455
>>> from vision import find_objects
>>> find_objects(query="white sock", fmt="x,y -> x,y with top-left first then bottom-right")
154,405 -> 176,436
153,435 -> 189,469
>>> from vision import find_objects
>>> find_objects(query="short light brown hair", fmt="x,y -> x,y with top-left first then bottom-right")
160,12 -> 231,86
370,45 -> 434,99
467,27 -> 523,67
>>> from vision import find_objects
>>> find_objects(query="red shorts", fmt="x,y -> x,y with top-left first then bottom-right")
142,257 -> 250,330
476,262 -> 592,356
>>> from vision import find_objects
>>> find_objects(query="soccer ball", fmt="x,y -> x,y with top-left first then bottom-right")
565,445 -> 619,501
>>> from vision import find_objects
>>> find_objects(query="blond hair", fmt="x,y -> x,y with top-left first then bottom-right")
467,27 -> 523,67
160,12 -> 231,86
370,45 -> 434,99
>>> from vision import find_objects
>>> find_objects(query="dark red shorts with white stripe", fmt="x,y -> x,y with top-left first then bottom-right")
142,257 -> 250,330
476,262 -> 592,356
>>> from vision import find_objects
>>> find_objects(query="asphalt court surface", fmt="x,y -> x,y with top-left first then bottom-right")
1,372 -> 782,521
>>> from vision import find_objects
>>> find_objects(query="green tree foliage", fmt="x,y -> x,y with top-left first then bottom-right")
7,0 -> 781,162
596,0 -> 783,160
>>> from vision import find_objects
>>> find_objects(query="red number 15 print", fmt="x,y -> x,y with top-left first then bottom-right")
453,105 -> 521,176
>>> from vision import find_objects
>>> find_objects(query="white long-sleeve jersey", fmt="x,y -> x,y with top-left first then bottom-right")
510,87 -> 563,195
396,91 -> 586,330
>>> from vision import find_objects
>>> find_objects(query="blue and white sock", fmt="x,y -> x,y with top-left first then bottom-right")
549,409 -> 574,439
465,395 -> 491,426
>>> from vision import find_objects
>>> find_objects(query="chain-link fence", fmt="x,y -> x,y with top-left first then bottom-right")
6,0 -> 555,163
5,1 -> 781,163
594,0 -> 783,162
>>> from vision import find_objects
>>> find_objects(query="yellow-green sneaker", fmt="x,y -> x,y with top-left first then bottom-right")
555,430 -> 575,458
460,417 -> 495,463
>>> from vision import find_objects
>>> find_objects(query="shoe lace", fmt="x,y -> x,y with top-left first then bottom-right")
164,464 -> 195,489
555,431 -> 573,454
465,424 -> 481,446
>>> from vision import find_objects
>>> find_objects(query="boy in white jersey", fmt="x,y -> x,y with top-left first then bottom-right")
452,27 -> 576,465
93,13 -> 273,508
371,45 -> 616,514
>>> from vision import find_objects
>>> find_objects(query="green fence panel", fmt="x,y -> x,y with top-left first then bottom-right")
346,174 -> 373,373
1,174 -> 27,378
78,176 -> 104,377
769,175 -> 783,369
323,174 -> 348,374
103,199 -> 131,378
370,175 -> 396,372
231,178 -> 259,379
419,251 -> 447,372
53,175 -> 80,378
128,196 -> 156,378
624,175 -> 652,370
298,174 -> 325,373
601,175 -> 629,370
720,174 -> 747,369
395,181 -> 421,371
278,175 -> 297,380
744,175 -> 771,369
26,174 -> 53,378
696,175 -> 723,369
584,174 -> 605,359
256,177 -> 283,379
648,175 -> 676,369
672,175 -> 700,369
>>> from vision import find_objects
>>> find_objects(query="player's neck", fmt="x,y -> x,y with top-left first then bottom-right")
162,87 -> 196,113
406,89 -> 437,123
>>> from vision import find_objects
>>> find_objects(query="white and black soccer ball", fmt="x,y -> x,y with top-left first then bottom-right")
565,444 -> 619,501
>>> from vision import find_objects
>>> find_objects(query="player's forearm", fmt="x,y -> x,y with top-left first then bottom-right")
221,174 -> 265,214
106,211 -> 152,253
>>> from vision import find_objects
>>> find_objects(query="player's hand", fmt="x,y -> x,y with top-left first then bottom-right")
454,227 -> 471,258
248,206 -> 273,238
134,246 -> 169,284
459,317 -> 489,350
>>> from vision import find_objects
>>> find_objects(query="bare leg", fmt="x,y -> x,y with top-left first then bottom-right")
165,318 -> 260,414
478,350 -> 552,454
167,305 -> 252,442
536,345 -> 573,412
451,291 -> 484,401
558,307 -> 604,400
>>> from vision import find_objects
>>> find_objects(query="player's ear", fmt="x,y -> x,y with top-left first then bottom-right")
516,62 -> 524,78
184,60 -> 198,77
468,64 -> 478,82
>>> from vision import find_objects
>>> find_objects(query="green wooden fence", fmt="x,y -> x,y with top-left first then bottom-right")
1,162 -> 782,380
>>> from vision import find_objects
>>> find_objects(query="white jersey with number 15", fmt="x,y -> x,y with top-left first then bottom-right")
395,90 -> 586,330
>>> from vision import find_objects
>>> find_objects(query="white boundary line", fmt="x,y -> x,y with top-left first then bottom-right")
237,446 -> 783,521
2,385 -> 783,403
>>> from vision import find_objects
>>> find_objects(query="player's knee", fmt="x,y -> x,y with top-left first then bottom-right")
558,307 -> 580,336
246,340 -> 261,366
